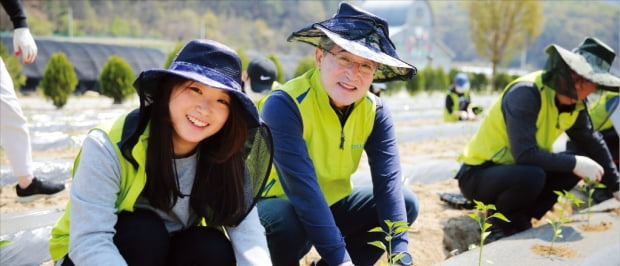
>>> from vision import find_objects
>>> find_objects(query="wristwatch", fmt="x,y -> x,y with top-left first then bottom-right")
392,252 -> 413,266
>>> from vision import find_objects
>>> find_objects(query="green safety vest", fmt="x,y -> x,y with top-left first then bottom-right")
261,68 -> 377,205
589,91 -> 619,131
459,71 -> 584,165
444,89 -> 471,122
49,113 -> 152,261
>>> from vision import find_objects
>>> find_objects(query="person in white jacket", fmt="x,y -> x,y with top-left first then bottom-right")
49,39 -> 273,266
1,0 -> 65,203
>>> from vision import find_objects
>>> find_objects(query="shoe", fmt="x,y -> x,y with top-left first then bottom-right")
438,192 -> 474,209
592,188 -> 617,204
15,177 -> 65,203
485,211 -> 531,244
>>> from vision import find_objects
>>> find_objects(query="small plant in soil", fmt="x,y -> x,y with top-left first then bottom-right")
546,190 -> 583,254
368,220 -> 409,266
577,177 -> 606,224
468,200 -> 510,266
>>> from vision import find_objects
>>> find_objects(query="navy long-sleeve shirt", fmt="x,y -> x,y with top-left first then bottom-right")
261,89 -> 408,264
503,82 -> 619,190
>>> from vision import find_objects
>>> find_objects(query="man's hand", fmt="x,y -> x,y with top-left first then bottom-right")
573,155 -> 603,182
13,27 -> 37,64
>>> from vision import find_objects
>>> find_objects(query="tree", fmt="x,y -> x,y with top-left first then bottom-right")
99,56 -> 135,104
39,52 -> 77,108
0,43 -> 27,90
464,0 -> 543,92
163,42 -> 184,68
267,54 -> 286,84
293,56 -> 316,79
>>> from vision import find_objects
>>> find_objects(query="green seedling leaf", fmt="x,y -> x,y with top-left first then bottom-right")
367,219 -> 410,264
392,253 -> 405,262
473,200 -> 486,210
483,223 -> 492,231
468,213 -> 481,222
367,241 -> 386,250
368,227 -> 384,233
0,240 -> 10,248
490,212 -> 510,222
594,183 -> 607,189
394,227 -> 408,234
468,200 -> 510,266
481,231 -> 491,242
392,221 -> 409,227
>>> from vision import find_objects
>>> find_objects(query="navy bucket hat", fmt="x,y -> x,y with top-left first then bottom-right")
288,1 -> 416,82
133,39 -> 260,128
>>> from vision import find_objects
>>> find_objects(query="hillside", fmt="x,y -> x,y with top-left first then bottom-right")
1,0 -> 618,73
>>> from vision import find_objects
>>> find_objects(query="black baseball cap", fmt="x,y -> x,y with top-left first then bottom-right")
247,57 -> 277,93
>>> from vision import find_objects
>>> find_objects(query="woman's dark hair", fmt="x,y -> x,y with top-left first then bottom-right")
143,76 -> 249,226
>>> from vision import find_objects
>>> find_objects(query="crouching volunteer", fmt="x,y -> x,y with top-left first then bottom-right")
49,39 -> 274,266
257,2 -> 419,266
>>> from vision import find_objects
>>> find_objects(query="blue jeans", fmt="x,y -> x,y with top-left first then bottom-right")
257,186 -> 419,266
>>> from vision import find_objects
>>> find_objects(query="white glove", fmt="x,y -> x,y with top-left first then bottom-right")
13,27 -> 37,64
573,155 -> 603,181
459,111 -> 470,120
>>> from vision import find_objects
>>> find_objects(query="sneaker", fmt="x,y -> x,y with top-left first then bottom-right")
485,211 -> 531,244
15,177 -> 65,203
592,188 -> 616,204
438,192 -> 474,209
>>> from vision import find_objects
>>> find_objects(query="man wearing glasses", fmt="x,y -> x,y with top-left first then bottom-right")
257,2 -> 419,266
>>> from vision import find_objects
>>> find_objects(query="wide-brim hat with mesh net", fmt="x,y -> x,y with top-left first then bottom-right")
544,37 -> 620,95
287,1 -> 416,82
133,39 -> 260,128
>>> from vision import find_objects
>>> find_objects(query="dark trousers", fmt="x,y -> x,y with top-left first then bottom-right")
457,162 -> 581,229
257,185 -> 419,266
62,209 -> 235,266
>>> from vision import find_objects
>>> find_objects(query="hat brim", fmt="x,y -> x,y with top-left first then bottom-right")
249,80 -> 272,94
134,68 -> 260,128
546,44 -> 620,91
288,25 -> 415,82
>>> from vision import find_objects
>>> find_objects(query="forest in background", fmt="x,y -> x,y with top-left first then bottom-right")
1,0 -> 618,74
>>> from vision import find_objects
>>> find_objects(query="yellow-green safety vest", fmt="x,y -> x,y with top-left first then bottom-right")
49,114 -> 151,261
459,71 -> 584,165
589,91 -> 619,131
261,68 -> 377,205
444,89 -> 471,122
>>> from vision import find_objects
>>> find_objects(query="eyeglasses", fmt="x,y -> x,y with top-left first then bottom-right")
323,49 -> 377,76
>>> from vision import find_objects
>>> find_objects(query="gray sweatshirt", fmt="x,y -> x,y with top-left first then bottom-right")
68,129 -> 271,265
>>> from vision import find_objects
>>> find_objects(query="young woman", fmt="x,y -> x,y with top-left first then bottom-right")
49,39 -> 273,266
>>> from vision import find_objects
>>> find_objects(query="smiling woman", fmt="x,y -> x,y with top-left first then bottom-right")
46,39 -> 274,266
168,80 -> 232,156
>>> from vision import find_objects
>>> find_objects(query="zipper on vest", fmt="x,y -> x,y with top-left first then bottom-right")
339,128 -> 345,150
